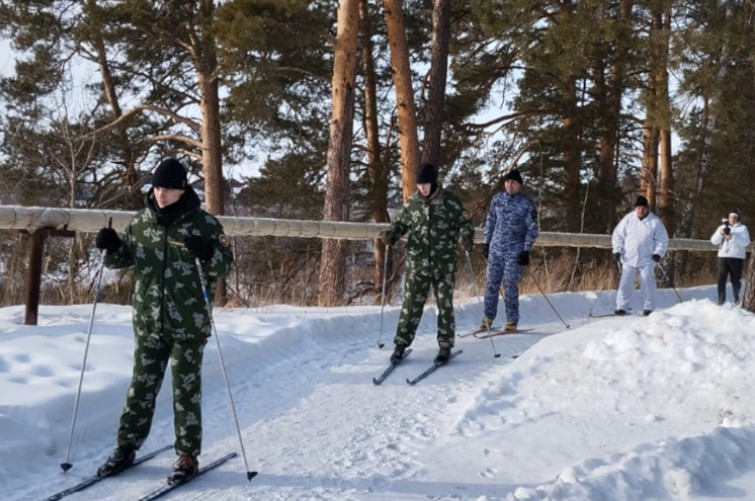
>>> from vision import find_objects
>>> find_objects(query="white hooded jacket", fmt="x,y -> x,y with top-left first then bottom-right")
710,222 -> 750,259
612,211 -> 669,268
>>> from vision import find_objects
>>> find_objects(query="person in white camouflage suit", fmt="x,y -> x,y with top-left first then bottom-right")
94,158 -> 233,484
380,163 -> 475,365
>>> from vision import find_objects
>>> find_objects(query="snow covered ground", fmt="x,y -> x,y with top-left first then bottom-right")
3,283 -> 755,500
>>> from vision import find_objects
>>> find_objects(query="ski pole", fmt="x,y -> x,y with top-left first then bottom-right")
377,245 -> 389,349
464,250 -> 501,358
194,258 -> 257,481
61,219 -> 112,472
657,262 -> 683,303
525,269 -> 571,329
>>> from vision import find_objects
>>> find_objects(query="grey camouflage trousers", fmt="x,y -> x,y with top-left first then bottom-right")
116,334 -> 206,457
484,254 -> 523,324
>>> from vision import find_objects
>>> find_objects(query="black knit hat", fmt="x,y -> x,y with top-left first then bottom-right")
152,158 -> 188,189
634,195 -> 649,207
416,163 -> 438,184
503,169 -> 523,184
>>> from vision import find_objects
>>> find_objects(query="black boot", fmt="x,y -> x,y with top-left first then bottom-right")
390,344 -> 406,365
434,346 -> 451,365
97,445 -> 136,478
167,454 -> 199,485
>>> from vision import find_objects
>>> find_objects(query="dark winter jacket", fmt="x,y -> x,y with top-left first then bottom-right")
104,187 -> 233,343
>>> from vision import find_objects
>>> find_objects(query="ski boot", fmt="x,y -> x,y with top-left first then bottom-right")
167,454 -> 199,485
97,445 -> 135,478
434,346 -> 451,365
390,344 -> 406,365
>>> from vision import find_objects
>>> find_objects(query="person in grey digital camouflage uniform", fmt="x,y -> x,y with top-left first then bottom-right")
481,169 -> 538,332
94,158 -> 233,484
380,163 -> 475,365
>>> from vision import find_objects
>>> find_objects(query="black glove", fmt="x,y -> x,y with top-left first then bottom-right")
95,227 -> 121,254
482,243 -> 489,259
517,250 -> 530,266
613,252 -> 621,262
724,226 -> 731,235
379,230 -> 396,246
462,239 -> 474,252
652,254 -> 661,263
184,235 -> 214,261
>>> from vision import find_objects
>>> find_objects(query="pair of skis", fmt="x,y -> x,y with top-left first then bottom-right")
372,349 -> 463,386
457,326 -> 533,339
43,446 -> 241,501
588,310 -> 648,319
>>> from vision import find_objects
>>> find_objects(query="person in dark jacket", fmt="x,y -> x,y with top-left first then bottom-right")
380,163 -> 475,365
480,169 -> 539,332
94,158 -> 233,485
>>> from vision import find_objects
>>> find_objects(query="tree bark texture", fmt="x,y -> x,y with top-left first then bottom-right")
641,9 -> 664,209
562,87 -> 581,233
658,10 -> 675,237
319,0 -> 359,306
596,0 -> 633,233
383,0 -> 420,201
421,0 -> 451,168
360,0 -> 391,300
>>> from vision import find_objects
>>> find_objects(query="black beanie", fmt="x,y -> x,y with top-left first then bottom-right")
416,163 -> 438,184
503,169 -> 523,184
634,195 -> 649,207
152,158 -> 188,189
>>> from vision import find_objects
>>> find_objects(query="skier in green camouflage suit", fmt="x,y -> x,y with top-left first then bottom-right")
380,163 -> 475,365
94,158 -> 233,483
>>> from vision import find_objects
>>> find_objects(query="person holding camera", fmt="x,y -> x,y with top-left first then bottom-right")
611,195 -> 669,316
710,211 -> 750,305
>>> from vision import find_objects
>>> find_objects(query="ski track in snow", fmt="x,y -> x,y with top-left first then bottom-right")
9,285 -> 755,500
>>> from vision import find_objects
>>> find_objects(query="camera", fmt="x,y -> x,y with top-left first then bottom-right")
722,218 -> 731,235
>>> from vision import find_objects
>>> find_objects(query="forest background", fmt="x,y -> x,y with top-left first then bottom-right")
0,0 -> 753,310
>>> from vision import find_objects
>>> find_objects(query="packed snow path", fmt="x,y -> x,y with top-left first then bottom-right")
6,285 -> 755,500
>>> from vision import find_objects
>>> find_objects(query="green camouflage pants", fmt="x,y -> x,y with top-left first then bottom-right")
117,334 -> 206,457
394,265 -> 456,348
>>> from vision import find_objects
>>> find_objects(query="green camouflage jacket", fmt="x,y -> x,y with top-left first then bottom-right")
389,186 -> 475,273
104,188 -> 233,343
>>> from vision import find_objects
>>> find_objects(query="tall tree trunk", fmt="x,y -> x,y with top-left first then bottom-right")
319,0 -> 359,307
383,0 -> 420,201
642,123 -> 660,206
659,127 -> 674,233
562,86 -> 581,233
360,0 -> 390,301
194,0 -> 227,304
657,10 -> 675,237
676,94 -> 710,280
642,9 -> 663,208
420,0 -> 451,167
195,0 -> 224,217
738,0 -> 755,312
198,69 -> 224,216
596,0 -> 633,233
